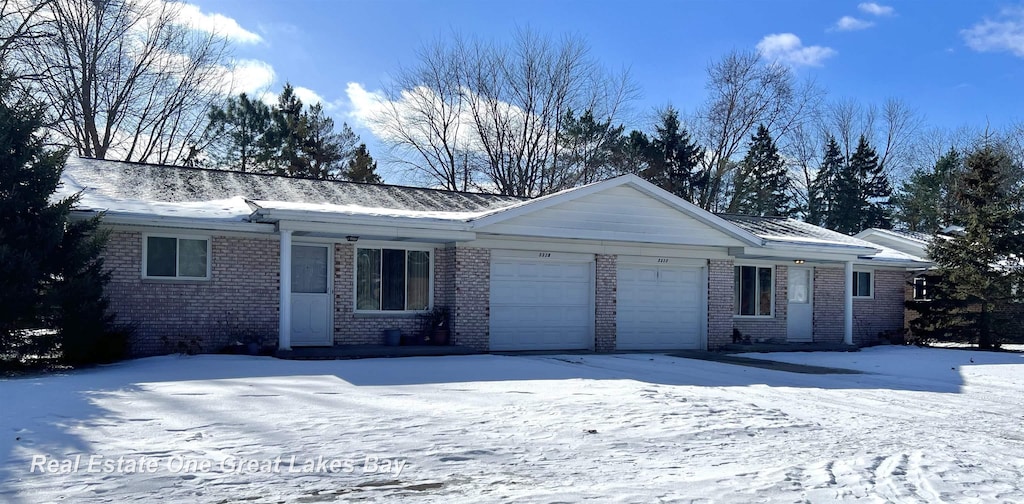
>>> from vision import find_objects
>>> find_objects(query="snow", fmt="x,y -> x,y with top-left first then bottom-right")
251,200 -> 488,221
3,346 -> 1023,502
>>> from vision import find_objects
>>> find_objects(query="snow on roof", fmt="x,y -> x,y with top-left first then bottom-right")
717,214 -> 930,265
858,228 -> 932,244
59,157 -> 525,221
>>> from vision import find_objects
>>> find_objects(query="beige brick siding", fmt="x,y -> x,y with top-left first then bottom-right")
812,267 -> 845,343
333,243 -> 454,345
451,247 -> 490,350
102,231 -> 279,356
707,259 -> 735,349
733,265 -> 788,342
594,254 -> 617,351
853,269 -> 906,345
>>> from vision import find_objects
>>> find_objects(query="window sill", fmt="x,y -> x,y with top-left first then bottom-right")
353,310 -> 429,318
141,277 -> 211,283
853,296 -> 874,300
733,314 -> 775,319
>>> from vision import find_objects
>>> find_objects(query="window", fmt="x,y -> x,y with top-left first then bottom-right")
853,271 -> 873,298
356,248 -> 430,311
735,265 -> 773,316
144,236 -> 209,279
913,276 -> 928,301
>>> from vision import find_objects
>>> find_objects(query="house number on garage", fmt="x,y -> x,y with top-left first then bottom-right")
538,252 -> 551,258
658,258 -> 669,263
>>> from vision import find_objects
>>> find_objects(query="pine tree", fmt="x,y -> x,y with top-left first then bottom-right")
203,93 -> 274,172
642,106 -> 704,201
826,135 -> 892,234
0,79 -> 123,366
727,124 -> 793,216
806,136 -> 843,226
892,148 -> 963,232
908,142 -> 1024,348
345,144 -> 382,184
271,84 -> 308,177
302,104 -> 358,180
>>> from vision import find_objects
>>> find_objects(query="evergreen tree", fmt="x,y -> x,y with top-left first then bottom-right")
0,79 -> 123,366
806,135 -> 843,226
345,144 -> 382,184
203,93 -> 274,172
271,84 -> 308,177
643,106 -> 704,201
908,142 -> 1024,348
892,148 -> 963,232
556,108 -> 626,188
727,124 -> 794,216
611,130 -> 653,176
302,104 -> 357,180
826,135 -> 892,234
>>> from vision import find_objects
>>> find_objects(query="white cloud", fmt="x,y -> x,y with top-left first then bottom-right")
221,59 -> 276,95
962,7 -> 1024,58
834,16 -> 875,31
756,33 -> 836,67
293,86 -> 325,107
171,2 -> 263,44
858,2 -> 894,16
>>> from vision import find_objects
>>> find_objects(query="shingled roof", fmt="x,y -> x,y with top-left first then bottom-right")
60,157 -> 525,218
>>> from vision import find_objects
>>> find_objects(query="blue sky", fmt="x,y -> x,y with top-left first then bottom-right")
189,0 -> 1024,180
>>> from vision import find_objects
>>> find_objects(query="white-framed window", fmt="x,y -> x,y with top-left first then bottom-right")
735,265 -> 773,316
913,276 -> 929,301
355,247 -> 431,311
853,270 -> 873,298
143,235 -> 210,279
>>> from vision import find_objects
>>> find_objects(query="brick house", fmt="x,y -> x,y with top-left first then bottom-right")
61,157 -> 930,356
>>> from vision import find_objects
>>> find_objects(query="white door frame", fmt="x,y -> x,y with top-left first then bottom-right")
291,242 -> 334,346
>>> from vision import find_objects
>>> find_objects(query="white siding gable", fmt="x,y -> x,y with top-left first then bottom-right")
475,185 -> 748,246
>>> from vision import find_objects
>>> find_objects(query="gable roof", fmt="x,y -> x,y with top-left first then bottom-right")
473,174 -> 763,246
60,157 -> 524,221
720,214 -> 879,250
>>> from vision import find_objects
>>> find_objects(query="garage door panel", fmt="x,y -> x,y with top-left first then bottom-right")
490,258 -> 593,351
617,264 -> 704,350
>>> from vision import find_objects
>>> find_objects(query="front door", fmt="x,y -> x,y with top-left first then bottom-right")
787,267 -> 813,342
290,244 -> 332,346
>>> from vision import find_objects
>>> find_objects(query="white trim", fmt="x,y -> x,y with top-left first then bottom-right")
490,248 -> 594,263
466,236 -> 732,259
912,276 -> 931,301
352,245 -> 435,314
616,255 -> 707,268
141,233 -> 212,280
279,230 -> 293,351
733,264 -> 775,318
73,211 -> 274,234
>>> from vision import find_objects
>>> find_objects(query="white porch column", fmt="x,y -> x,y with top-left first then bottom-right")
844,260 -> 854,345
279,229 -> 293,351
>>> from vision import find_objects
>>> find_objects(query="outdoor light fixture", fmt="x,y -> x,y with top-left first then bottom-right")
794,259 -> 805,264
346,235 -> 359,242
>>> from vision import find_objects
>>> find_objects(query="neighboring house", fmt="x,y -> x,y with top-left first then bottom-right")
855,228 -> 933,303
60,157 -> 930,356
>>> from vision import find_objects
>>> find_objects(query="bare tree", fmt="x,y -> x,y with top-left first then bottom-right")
0,0 -> 52,82
19,0 -> 232,164
373,28 -> 635,196
693,50 -> 819,210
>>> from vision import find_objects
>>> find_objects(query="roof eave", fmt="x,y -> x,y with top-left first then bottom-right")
251,208 -> 474,231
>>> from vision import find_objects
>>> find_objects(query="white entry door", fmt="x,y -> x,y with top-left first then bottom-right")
787,267 -> 813,342
616,264 -> 704,350
489,258 -> 593,351
290,244 -> 333,346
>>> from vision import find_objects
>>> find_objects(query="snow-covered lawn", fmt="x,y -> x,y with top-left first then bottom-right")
3,346 -> 1024,503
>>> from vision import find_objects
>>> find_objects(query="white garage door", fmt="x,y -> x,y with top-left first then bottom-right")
489,258 -> 593,351
616,264 -> 704,350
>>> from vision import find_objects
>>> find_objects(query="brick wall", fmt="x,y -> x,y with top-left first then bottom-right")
333,243 -> 454,345
594,254 -> 617,351
707,259 -> 735,349
853,269 -> 905,345
733,265 -> 788,342
102,231 -> 279,356
451,247 -> 490,350
813,267 -> 845,343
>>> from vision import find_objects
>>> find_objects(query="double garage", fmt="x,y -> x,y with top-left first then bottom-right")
488,251 -> 708,351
